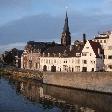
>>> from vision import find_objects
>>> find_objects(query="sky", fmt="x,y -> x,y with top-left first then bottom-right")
0,0 -> 112,52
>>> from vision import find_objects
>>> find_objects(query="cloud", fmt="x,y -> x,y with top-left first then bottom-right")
0,42 -> 26,53
0,0 -> 112,52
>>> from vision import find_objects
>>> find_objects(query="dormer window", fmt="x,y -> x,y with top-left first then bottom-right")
43,52 -> 45,57
76,53 -> 80,57
48,53 -> 50,57
53,53 -> 56,57
59,53 -> 61,57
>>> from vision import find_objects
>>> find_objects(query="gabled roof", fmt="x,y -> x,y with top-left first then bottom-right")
89,40 -> 104,58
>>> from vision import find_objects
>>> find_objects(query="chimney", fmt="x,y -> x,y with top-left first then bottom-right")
83,33 -> 86,44
70,45 -> 73,51
98,48 -> 100,55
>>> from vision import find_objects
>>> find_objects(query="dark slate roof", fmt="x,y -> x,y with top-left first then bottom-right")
43,44 -> 69,57
26,41 -> 84,57
69,44 -> 84,57
43,42 -> 84,57
94,36 -> 109,39
89,40 -> 104,58
94,33 -> 109,39
17,50 -> 24,58
26,41 -> 57,53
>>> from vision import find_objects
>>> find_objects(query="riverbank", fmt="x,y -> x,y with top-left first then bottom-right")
43,72 -> 112,94
0,67 -> 43,82
1,67 -> 112,94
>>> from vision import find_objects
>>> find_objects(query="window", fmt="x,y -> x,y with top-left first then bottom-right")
76,53 -> 80,57
108,55 -> 112,59
83,60 -> 87,64
108,46 -> 112,50
90,53 -> 92,56
41,59 -> 43,63
108,65 -> 112,69
97,40 -> 99,42
100,40 -> 102,43
54,60 -> 56,63
46,59 -> 48,64
90,61 -> 93,64
64,60 -> 67,63
86,47 -> 89,49
104,40 -> 106,43
72,59 -> 74,63
82,53 -> 87,56
75,59 -> 80,64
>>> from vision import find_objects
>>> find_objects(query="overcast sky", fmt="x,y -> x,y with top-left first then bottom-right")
0,0 -> 112,52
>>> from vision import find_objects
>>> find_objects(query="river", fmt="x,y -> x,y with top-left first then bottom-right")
0,74 -> 112,112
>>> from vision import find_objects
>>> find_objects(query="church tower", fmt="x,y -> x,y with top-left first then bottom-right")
61,12 -> 71,46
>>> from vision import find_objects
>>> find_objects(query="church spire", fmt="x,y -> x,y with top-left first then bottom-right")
63,11 -> 69,33
61,12 -> 71,46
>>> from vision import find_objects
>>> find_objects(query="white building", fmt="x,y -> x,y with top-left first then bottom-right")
80,40 -> 104,72
40,57 -> 81,72
94,31 -> 112,72
40,43 -> 83,72
94,32 -> 110,49
104,33 -> 112,71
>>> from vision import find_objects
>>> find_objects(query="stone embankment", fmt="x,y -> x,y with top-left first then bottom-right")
0,68 -> 43,81
43,72 -> 112,94
1,67 -> 112,94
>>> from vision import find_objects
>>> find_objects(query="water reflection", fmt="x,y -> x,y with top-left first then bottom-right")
3,75 -> 112,112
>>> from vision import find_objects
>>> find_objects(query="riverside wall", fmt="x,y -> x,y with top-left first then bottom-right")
0,68 -> 43,81
43,72 -> 112,93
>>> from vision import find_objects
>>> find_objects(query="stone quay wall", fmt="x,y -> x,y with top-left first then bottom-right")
43,72 -> 112,93
0,68 -> 43,81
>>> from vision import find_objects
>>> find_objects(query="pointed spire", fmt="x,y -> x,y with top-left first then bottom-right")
63,11 -> 69,33
61,11 -> 71,46
66,11 -> 68,18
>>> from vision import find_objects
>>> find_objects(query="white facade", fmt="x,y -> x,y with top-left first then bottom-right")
40,57 -> 80,72
21,40 -> 105,72
104,34 -> 112,71
80,40 -> 104,72
94,34 -> 109,49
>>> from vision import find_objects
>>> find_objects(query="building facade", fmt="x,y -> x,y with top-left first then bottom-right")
21,12 -> 108,72
103,33 -> 112,71
80,40 -> 104,72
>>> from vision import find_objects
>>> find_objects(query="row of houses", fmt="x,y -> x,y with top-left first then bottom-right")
20,12 -> 112,72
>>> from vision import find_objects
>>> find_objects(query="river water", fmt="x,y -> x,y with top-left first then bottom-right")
0,74 -> 112,112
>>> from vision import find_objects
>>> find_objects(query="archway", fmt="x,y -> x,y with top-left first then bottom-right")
51,65 -> 56,72
43,65 -> 47,71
